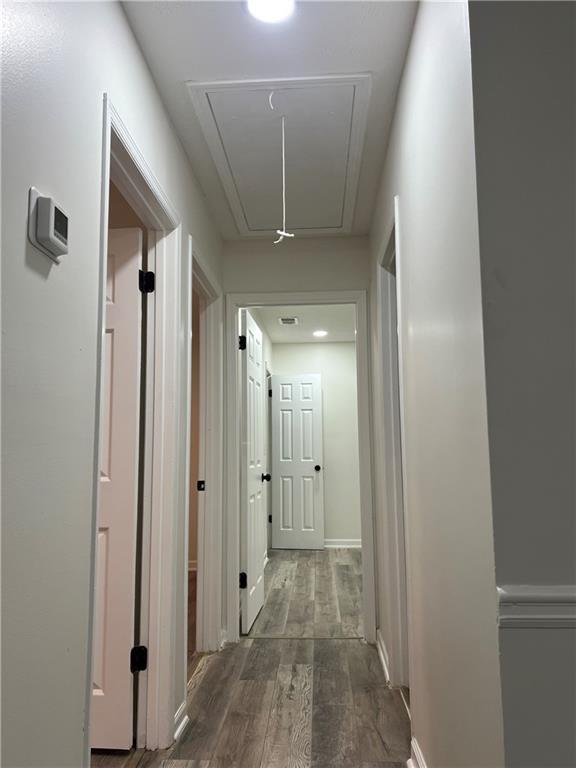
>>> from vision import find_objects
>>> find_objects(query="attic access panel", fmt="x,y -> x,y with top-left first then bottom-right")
187,76 -> 371,237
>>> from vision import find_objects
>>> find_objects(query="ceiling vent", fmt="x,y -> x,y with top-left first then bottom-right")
279,316 -> 299,326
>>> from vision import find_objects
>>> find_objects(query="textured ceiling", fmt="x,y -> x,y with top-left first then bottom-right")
123,1 -> 417,240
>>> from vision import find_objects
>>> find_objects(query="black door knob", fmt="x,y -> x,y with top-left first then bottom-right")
314,465 -> 321,472
262,473 -> 271,482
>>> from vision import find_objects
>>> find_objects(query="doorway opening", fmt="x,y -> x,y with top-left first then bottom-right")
225,291 -> 376,645
242,304 -> 363,638
91,182 -> 147,757
89,98 -> 183,761
375,203 -> 411,715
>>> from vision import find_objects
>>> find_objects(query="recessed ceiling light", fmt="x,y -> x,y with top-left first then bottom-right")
313,330 -> 328,338
247,0 -> 295,23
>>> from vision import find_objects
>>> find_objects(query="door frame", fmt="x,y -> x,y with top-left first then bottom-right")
188,251 -> 224,654
88,95 -> 183,758
224,290 -> 376,644
374,195 -> 412,688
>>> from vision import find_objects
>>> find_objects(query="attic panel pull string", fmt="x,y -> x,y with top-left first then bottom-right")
269,90 -> 295,245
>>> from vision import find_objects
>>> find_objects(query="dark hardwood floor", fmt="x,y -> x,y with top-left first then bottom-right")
188,568 -> 198,681
250,548 -> 364,639
92,550 -> 410,768
170,638 -> 410,767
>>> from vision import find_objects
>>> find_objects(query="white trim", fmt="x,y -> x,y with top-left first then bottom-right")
372,196 -> 411,689
192,255 -> 224,654
146,227 -> 181,750
109,104 -> 178,231
498,584 -> 576,628
393,197 -> 413,683
188,560 -> 198,572
376,629 -> 391,683
173,700 -> 189,742
89,95 -> 183,757
224,290 -> 376,645
408,738 -> 429,768
324,539 -> 362,549
186,75 -> 371,238
84,92 -> 113,763
134,229 -> 158,749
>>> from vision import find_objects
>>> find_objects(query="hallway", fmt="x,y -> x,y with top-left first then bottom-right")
93,638 -> 411,768
93,549 -> 410,768
250,549 -> 364,639
171,637 -> 410,767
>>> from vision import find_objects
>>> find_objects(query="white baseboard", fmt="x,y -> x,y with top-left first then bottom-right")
324,538 -> 362,548
173,700 -> 189,741
188,560 -> 197,572
376,629 -> 391,683
407,738 -> 428,768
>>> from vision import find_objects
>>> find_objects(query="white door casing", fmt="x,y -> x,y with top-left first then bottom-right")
271,374 -> 325,550
240,310 -> 267,633
92,228 -> 142,749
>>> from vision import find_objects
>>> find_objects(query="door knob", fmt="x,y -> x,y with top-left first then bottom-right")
314,465 -> 321,472
262,473 -> 271,482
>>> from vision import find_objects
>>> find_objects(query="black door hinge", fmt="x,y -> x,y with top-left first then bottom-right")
130,645 -> 148,673
239,572 -> 248,589
239,335 -> 247,350
268,514 -> 272,524
139,270 -> 155,293
197,480 -> 205,492
268,389 -> 272,398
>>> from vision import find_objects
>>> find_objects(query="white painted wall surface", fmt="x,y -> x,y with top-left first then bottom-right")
468,3 -> 576,766
1,3 -> 222,766
223,237 -> 370,293
370,2 -> 504,766
470,0 -> 575,596
272,343 -> 361,545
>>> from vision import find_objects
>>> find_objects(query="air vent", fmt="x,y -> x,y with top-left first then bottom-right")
279,317 -> 299,326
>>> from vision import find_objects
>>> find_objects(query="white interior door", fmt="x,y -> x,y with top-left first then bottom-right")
91,228 -> 142,749
271,374 -> 325,549
240,310 -> 267,633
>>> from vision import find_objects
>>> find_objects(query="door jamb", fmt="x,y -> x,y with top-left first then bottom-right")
375,195 -> 412,687
88,94 -> 181,759
224,290 -> 376,644
189,250 -> 224,654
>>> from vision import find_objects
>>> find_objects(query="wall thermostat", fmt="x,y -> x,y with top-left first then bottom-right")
28,187 -> 69,262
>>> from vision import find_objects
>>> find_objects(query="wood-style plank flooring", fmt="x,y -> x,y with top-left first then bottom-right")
250,549 -> 364,639
92,551 -> 410,768
188,568 -> 198,681
171,638 -> 410,767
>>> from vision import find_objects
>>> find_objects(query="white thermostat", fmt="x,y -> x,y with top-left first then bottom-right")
28,187 -> 69,262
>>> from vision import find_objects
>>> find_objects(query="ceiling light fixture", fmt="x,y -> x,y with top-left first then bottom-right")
247,0 -> 295,23
313,330 -> 328,338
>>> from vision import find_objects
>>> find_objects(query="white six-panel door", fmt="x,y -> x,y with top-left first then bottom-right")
91,229 -> 142,748
271,374 -> 325,549
240,310 -> 267,633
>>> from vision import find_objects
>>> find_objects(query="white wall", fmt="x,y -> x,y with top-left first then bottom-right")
370,2 -> 504,766
468,3 -> 576,766
224,236 -> 370,293
1,3 -> 222,766
272,343 -> 361,545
